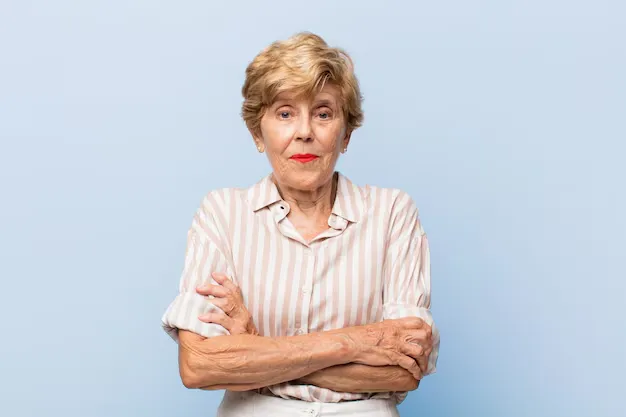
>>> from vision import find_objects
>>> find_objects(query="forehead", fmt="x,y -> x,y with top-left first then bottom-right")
274,84 -> 342,104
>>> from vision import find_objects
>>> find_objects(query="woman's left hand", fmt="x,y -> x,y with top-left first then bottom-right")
196,272 -> 259,336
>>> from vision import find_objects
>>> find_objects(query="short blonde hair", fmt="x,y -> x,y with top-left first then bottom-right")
241,32 -> 363,135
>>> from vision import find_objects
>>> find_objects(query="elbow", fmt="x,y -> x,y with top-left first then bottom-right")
179,359 -> 203,389
405,378 -> 420,391
177,330 -> 225,389
397,375 -> 420,392
179,348 -> 217,389
180,372 -> 200,389
180,367 -> 201,389
179,362 -> 221,390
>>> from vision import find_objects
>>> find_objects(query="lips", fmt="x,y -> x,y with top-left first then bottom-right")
290,154 -> 319,163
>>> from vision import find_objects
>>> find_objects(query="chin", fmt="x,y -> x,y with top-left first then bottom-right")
273,161 -> 334,187
289,171 -> 333,190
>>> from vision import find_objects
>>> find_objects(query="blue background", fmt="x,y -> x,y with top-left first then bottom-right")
1,1 -> 624,416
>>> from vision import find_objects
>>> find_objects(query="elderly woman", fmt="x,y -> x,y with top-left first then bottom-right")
161,32 -> 440,417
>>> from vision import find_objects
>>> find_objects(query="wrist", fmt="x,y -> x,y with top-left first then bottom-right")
329,324 -> 371,363
330,331 -> 359,364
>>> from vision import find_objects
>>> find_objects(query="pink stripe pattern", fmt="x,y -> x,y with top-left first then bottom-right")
161,171 -> 440,403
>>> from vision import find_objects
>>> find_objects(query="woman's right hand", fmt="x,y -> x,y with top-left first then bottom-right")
345,317 -> 433,380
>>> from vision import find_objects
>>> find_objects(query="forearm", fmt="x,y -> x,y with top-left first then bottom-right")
294,363 -> 419,393
201,364 -> 418,393
179,329 -> 353,390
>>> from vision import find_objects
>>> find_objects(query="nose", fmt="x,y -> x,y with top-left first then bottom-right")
295,116 -> 313,142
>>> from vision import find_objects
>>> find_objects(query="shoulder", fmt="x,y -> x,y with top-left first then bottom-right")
358,184 -> 424,239
193,173 -> 271,219
198,186 -> 248,210
190,185 -> 250,230
364,184 -> 420,218
338,172 -> 419,218
364,186 -> 425,239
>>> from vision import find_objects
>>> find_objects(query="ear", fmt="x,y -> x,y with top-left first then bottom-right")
249,127 -> 265,151
342,130 -> 352,149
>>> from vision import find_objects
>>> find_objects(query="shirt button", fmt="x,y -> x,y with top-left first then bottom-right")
295,329 -> 304,335
302,286 -> 310,294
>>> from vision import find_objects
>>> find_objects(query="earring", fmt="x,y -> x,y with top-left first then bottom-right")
342,147 -> 347,154
257,144 -> 264,153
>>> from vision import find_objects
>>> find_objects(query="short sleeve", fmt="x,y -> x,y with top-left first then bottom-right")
382,191 -> 440,381
161,197 -> 235,343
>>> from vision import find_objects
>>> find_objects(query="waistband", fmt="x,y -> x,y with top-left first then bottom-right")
222,390 -> 398,415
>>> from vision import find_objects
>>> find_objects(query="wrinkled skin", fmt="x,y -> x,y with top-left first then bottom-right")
252,83 -> 351,195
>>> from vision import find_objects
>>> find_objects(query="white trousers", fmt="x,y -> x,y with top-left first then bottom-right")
217,390 -> 401,417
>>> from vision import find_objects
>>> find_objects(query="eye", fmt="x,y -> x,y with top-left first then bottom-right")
277,109 -> 293,120
316,108 -> 333,120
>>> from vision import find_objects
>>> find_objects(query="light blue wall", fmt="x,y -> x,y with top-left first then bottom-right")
1,1 -> 623,416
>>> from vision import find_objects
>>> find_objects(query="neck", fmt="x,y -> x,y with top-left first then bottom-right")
272,172 -> 338,220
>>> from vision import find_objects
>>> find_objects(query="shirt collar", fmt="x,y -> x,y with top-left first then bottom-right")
247,171 -> 364,224
248,173 -> 282,211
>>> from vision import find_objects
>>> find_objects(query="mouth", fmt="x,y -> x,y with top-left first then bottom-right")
290,154 -> 319,163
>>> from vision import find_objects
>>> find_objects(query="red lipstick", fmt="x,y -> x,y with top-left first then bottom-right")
290,154 -> 319,163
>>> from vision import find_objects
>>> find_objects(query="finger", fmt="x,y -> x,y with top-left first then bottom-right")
402,340 -> 425,361
396,317 -> 425,330
198,311 -> 235,330
416,355 -> 428,375
210,297 -> 239,316
230,325 -> 249,336
248,324 -> 260,336
394,352 -> 422,381
383,317 -> 427,330
405,330 -> 433,353
209,297 -> 228,311
403,341 -> 430,374
406,328 -> 432,344
196,284 -> 228,298
211,272 -> 240,293
422,324 -> 433,341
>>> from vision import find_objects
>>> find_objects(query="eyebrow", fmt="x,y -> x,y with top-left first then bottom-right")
272,99 -> 294,108
314,99 -> 335,108
272,98 -> 336,109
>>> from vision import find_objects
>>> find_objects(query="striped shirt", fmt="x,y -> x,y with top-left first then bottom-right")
161,171 -> 440,403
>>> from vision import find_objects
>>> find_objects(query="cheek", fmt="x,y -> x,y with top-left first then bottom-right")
317,126 -> 345,152
261,131 -> 290,154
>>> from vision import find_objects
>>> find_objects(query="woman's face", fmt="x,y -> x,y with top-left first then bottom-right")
253,84 -> 350,191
